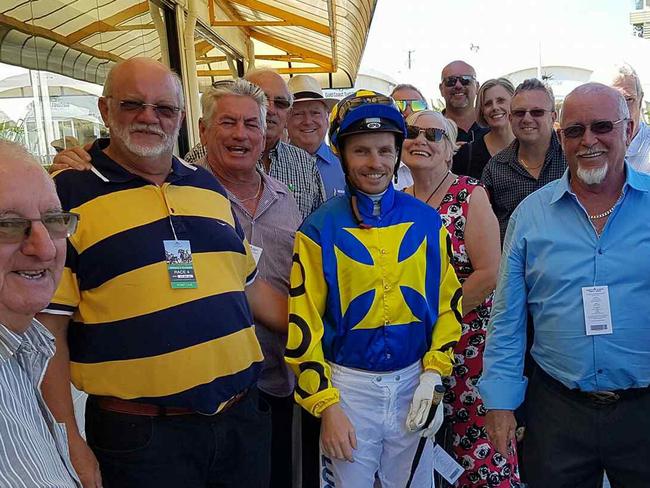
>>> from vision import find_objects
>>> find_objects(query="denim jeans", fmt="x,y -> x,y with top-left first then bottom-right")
85,389 -> 272,488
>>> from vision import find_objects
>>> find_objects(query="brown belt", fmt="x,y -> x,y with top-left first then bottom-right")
95,390 -> 248,417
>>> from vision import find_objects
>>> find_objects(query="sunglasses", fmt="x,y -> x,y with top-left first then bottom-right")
0,212 -> 79,244
442,75 -> 475,87
511,108 -> 553,118
336,93 -> 395,121
394,99 -> 428,113
405,125 -> 446,142
561,119 -> 627,139
116,99 -> 181,119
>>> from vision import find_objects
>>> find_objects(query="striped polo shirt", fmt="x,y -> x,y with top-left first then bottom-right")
44,139 -> 263,414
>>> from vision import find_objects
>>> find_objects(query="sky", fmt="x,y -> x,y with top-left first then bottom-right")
359,0 -> 646,101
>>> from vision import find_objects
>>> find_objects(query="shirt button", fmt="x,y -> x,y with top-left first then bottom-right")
384,283 -> 391,290
376,376 -> 382,382
386,353 -> 392,359
597,369 -> 603,374
380,249 -> 387,254
597,249 -> 603,255
384,320 -> 390,325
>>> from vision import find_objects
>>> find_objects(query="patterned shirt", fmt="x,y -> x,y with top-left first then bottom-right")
481,131 -> 567,244
185,141 -> 325,220
627,120 -> 650,174
199,161 -> 302,398
0,319 -> 80,487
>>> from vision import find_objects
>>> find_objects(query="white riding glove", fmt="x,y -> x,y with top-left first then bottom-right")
406,370 -> 445,439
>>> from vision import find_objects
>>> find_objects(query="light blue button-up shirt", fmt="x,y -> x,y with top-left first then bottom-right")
315,142 -> 346,200
479,164 -> 650,410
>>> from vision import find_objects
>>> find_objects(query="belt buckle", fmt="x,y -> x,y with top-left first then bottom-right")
587,391 -> 620,405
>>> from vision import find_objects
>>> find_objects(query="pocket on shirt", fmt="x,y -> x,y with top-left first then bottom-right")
85,404 -> 154,453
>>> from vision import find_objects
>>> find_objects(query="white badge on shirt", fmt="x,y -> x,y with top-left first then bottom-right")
432,444 -> 464,484
581,286 -> 613,335
250,245 -> 263,265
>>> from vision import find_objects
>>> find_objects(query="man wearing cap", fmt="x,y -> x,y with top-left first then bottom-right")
287,75 -> 346,199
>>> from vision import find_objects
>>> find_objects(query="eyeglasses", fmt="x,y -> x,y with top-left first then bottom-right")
394,99 -> 428,113
510,108 -> 554,118
442,75 -> 476,87
405,125 -> 446,142
0,212 -> 80,244
269,97 -> 292,110
560,119 -> 627,139
115,99 -> 181,118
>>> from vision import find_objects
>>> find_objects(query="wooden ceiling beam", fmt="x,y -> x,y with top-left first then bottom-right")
66,2 -> 150,44
198,66 -> 326,76
222,0 -> 330,36
249,31 -> 332,69
0,13 -> 122,63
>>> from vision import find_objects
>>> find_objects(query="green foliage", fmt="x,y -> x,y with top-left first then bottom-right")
0,121 -> 25,144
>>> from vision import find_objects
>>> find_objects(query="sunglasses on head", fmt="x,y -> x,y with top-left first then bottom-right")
116,99 -> 181,119
510,108 -> 553,118
394,99 -> 428,113
0,212 -> 79,244
442,75 -> 475,87
405,125 -> 446,142
560,119 -> 627,139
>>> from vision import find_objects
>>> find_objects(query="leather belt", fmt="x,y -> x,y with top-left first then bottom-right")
535,365 -> 648,406
95,389 -> 248,417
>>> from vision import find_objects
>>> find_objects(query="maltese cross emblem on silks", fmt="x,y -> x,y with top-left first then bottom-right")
334,222 -> 428,330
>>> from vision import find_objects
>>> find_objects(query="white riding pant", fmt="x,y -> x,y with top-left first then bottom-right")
320,361 -> 434,488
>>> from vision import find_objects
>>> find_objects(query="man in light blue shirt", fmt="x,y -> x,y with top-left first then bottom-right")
287,75 -> 346,199
479,83 -> 650,487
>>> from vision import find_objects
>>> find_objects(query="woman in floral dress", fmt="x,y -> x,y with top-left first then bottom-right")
402,110 -> 520,488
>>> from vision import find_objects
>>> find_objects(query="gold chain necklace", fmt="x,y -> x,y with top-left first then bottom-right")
588,193 -> 622,220
519,157 -> 543,170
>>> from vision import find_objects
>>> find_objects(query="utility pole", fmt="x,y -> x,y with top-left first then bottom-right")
407,50 -> 415,70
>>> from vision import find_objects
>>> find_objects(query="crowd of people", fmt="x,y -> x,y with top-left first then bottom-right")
0,54 -> 649,488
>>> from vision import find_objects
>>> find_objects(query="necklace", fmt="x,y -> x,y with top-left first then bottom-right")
235,175 -> 263,202
519,157 -> 543,170
415,170 -> 451,204
588,195 -> 621,220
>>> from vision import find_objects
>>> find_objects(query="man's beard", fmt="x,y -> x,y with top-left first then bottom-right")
110,121 -> 177,158
577,163 -> 608,185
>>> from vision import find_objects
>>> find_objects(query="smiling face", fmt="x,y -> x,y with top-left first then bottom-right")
439,61 -> 478,112
99,59 -> 184,160
342,132 -> 397,194
510,89 -> 556,147
481,84 -> 512,130
0,148 -> 66,332
560,86 -> 632,186
402,113 -> 451,172
392,87 -> 426,119
199,94 -> 265,173
246,71 -> 291,150
287,100 -> 329,154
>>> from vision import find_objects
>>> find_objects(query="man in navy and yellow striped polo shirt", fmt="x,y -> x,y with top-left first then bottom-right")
38,57 -> 287,488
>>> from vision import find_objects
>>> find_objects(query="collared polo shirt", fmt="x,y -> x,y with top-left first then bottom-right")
314,142 -> 346,199
45,139 -> 262,414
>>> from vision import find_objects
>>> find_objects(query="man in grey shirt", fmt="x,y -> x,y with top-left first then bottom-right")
0,140 -> 80,487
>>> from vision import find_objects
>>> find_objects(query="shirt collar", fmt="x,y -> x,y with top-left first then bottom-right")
0,319 -> 55,363
315,142 -> 337,164
550,161 -> 649,205
348,183 -> 396,221
89,138 -> 196,183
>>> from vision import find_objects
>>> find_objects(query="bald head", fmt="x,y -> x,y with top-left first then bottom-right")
103,57 -> 184,110
0,140 -> 51,183
561,83 -> 629,126
441,60 -> 477,80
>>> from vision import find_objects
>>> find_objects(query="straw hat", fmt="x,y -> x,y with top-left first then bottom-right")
287,75 -> 338,111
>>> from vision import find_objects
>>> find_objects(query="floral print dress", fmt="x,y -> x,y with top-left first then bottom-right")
437,176 -> 520,488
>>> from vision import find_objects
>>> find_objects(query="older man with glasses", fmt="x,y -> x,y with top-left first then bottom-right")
37,57 -> 287,488
480,82 -> 650,488
0,140 -> 81,487
481,78 -> 567,244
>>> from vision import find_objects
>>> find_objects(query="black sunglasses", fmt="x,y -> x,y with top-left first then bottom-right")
511,108 -> 553,118
116,99 -> 181,118
442,75 -> 475,87
406,125 -> 446,142
561,119 -> 627,139
0,212 -> 79,243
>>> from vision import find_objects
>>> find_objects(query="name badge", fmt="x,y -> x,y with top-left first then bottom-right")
581,286 -> 613,335
432,443 -> 464,484
250,244 -> 263,265
163,240 -> 198,289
